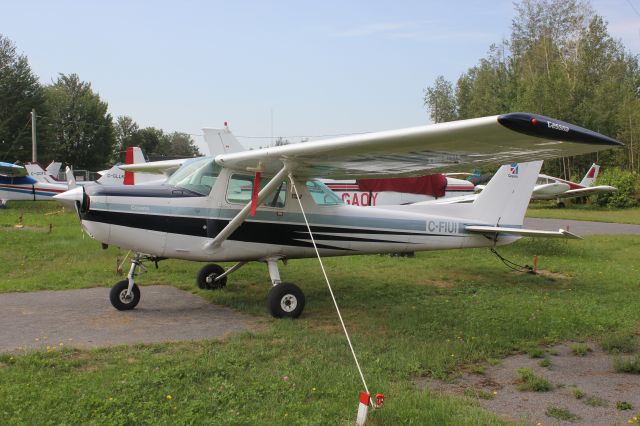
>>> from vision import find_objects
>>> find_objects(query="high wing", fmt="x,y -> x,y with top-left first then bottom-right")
216,113 -> 623,178
118,158 -> 187,175
558,185 -> 617,199
465,225 -> 582,239
0,162 -> 27,178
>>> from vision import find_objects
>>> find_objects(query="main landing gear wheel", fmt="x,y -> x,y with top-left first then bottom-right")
110,279 -> 141,311
197,264 -> 227,290
267,282 -> 305,318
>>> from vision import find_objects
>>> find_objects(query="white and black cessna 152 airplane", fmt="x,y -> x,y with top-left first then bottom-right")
54,113 -> 622,318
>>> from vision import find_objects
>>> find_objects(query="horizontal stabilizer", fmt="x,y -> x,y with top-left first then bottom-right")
465,225 -> 582,239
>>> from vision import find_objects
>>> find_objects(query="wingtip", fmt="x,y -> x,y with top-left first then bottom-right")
498,113 -> 624,147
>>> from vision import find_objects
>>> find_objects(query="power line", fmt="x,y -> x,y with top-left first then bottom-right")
624,0 -> 640,17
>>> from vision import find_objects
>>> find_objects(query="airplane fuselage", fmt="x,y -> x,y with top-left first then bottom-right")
76,167 -> 514,263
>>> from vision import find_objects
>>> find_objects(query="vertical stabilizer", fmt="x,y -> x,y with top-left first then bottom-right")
24,163 -> 48,182
203,125 -> 246,156
45,162 -> 62,180
470,161 -> 542,226
66,166 -> 76,189
578,163 -> 599,187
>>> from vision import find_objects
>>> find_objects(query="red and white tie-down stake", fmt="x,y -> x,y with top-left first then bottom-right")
356,391 -> 385,425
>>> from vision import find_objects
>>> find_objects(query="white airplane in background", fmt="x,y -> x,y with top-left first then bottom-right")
54,113 -> 622,319
466,162 -> 616,207
23,161 -> 63,183
0,147 -> 153,207
530,163 -> 615,207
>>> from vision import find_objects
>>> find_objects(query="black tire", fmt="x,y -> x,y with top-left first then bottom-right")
267,282 -> 305,318
197,264 -> 227,290
557,201 -> 566,208
109,279 -> 140,311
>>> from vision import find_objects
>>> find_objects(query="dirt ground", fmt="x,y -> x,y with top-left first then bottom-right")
418,343 -> 640,425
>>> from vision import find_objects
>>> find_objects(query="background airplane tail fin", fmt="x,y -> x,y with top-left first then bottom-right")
203,125 -> 245,156
24,163 -> 47,182
578,163 -> 599,187
66,166 -> 76,189
45,161 -> 62,179
469,160 -> 542,226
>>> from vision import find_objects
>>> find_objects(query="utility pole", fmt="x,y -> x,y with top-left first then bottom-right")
31,108 -> 37,162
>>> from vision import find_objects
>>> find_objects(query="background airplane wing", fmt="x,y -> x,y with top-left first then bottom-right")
216,113 -> 623,179
118,159 -> 187,175
0,162 -> 27,178
558,185 -> 617,199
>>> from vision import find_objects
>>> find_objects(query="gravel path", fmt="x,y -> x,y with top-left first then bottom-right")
524,218 -> 640,235
419,343 -> 640,425
0,285 -> 262,353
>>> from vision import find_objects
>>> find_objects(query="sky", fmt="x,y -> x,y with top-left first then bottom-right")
1,0 -> 639,154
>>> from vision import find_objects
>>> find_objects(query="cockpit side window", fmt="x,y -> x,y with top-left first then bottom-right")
226,174 -> 288,208
165,157 -> 220,195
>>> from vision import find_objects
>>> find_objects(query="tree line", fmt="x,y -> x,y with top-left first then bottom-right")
0,34 -> 200,171
424,0 -> 640,182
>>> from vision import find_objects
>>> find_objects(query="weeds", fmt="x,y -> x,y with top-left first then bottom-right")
516,368 -> 552,392
528,348 -> 545,359
545,406 -> 580,422
601,333 -> 638,354
584,396 -> 608,407
538,358 -> 551,368
613,355 -> 640,374
570,343 -> 590,356
463,387 -> 496,400
572,388 -> 585,399
616,401 -> 633,411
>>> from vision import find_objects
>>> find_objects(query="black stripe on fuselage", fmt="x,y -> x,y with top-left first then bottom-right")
85,184 -> 203,198
82,210 -> 441,250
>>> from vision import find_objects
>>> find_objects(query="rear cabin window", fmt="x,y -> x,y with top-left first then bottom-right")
305,180 -> 344,206
226,174 -> 287,208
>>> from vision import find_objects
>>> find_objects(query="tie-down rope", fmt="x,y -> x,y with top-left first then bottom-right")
288,175 -> 371,399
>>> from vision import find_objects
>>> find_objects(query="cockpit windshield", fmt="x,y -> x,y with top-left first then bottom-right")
164,157 -> 220,195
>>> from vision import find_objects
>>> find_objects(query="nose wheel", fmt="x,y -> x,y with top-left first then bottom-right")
110,279 -> 140,310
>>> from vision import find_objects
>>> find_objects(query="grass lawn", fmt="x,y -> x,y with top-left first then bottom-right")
527,201 -> 640,224
1,201 -> 639,424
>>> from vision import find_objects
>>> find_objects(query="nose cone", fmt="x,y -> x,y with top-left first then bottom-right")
54,187 -> 83,209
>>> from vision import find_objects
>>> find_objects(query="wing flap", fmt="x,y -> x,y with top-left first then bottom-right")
465,225 -> 582,239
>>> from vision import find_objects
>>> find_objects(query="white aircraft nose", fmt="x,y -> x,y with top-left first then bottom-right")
53,187 -> 84,209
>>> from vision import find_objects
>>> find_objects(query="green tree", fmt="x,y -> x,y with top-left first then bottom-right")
43,74 -> 115,170
167,132 -> 200,157
423,75 -> 457,123
113,115 -> 142,162
0,34 -> 44,162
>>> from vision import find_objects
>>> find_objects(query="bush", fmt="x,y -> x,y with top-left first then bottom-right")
594,167 -> 638,208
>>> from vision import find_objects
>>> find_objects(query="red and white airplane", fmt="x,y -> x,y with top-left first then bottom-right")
530,163 -> 615,206
322,175 -> 475,206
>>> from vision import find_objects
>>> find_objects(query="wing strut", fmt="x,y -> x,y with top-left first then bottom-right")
206,165 -> 290,249
288,173 -> 380,419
